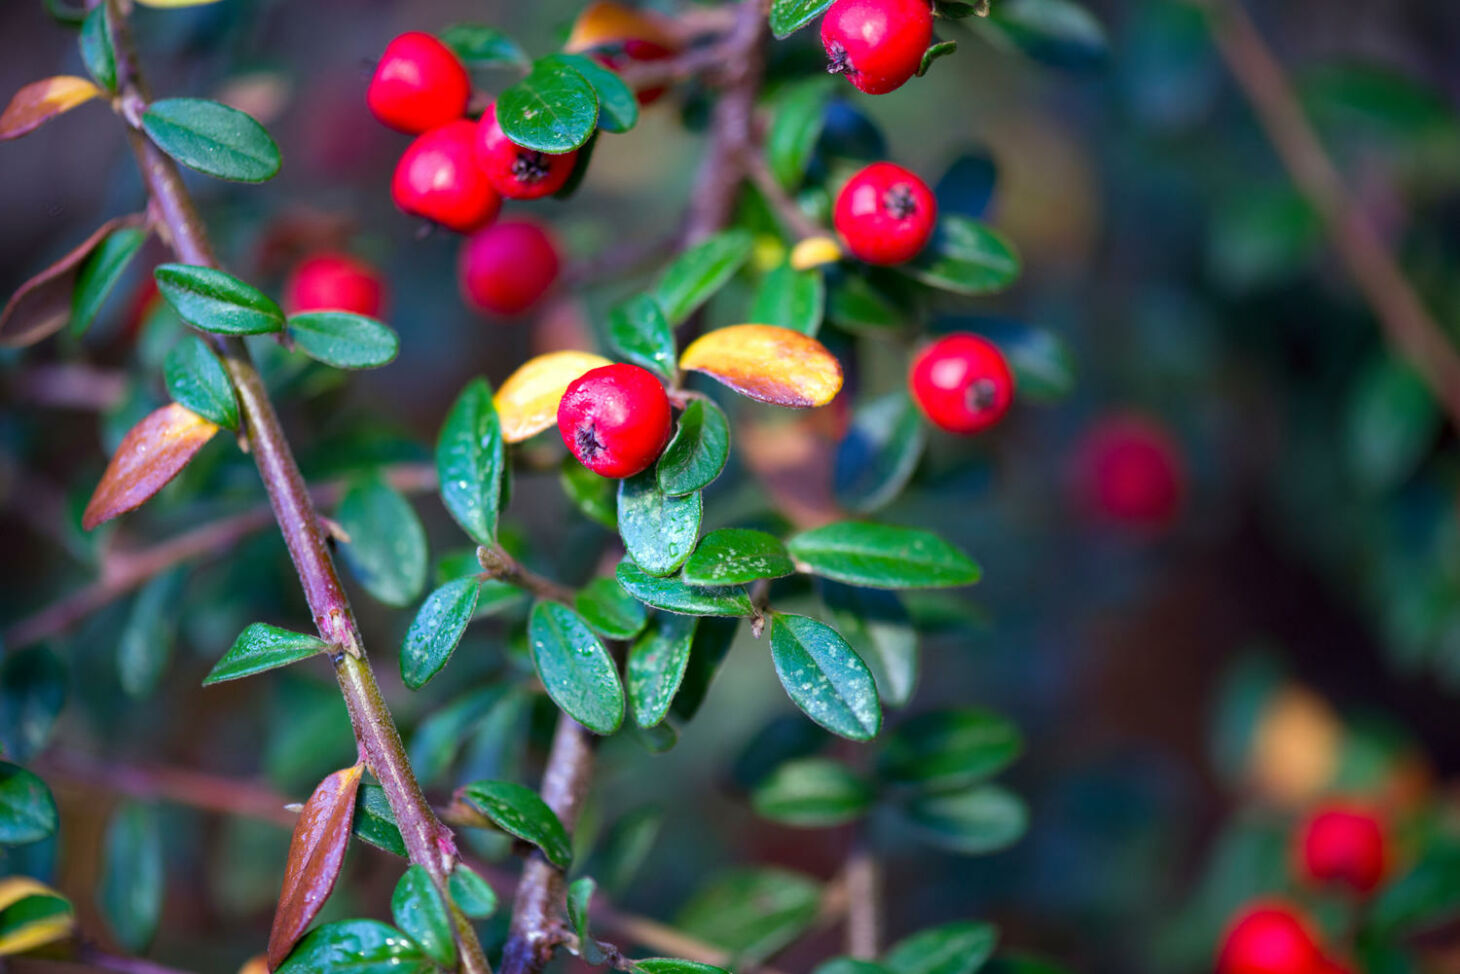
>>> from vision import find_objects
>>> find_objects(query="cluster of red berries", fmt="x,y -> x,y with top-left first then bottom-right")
821,0 -> 934,95
367,32 -> 567,316
1217,802 -> 1389,974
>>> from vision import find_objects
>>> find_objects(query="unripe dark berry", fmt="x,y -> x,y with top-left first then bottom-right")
591,39 -> 676,105
1217,902 -> 1323,974
558,364 -> 673,479
1072,413 -> 1184,527
283,252 -> 387,318
392,120 -> 502,233
909,333 -> 1013,435
475,103 -> 578,200
458,219 -> 561,316
1296,803 -> 1388,895
821,0 -> 934,95
834,161 -> 937,265
367,32 -> 471,134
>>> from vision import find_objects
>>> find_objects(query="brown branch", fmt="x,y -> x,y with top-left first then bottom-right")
8,363 -> 128,411
1198,0 -> 1460,430
742,150 -> 825,242
476,546 -> 577,605
843,843 -> 882,959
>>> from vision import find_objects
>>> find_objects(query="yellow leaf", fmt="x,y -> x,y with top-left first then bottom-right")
0,878 -> 75,956
237,957 -> 270,974
790,236 -> 843,271
495,351 -> 613,443
564,0 -> 677,52
1248,684 -> 1341,809
83,403 -> 221,530
679,324 -> 843,408
0,76 -> 103,141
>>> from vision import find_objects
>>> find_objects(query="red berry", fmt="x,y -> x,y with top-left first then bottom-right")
909,333 -> 1013,434
821,0 -> 934,95
591,39 -> 676,105
367,32 -> 471,134
1073,413 -> 1184,527
458,219 -> 561,316
1297,803 -> 1388,895
834,161 -> 937,265
558,364 -> 673,478
392,121 -> 502,233
475,103 -> 578,200
1217,902 -> 1324,974
283,252 -> 387,318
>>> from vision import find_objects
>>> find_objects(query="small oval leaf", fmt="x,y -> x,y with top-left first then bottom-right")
337,474 -> 429,607
0,763 -> 58,845
528,601 -> 625,735
497,58 -> 599,153
83,403 -> 219,530
769,613 -> 882,741
392,865 -> 456,969
900,784 -> 1028,854
286,311 -> 399,369
401,578 -> 481,690
608,294 -> 675,381
275,919 -> 427,973
496,350 -> 613,443
204,622 -> 328,686
154,263 -> 285,336
1,215 -> 146,348
576,577 -> 649,640
786,521 -> 980,588
0,878 -> 74,955
885,921 -> 998,974
98,802 -> 163,953
0,76 -> 102,140
71,225 -> 148,338
164,334 -> 239,430
657,398 -> 730,496
142,97 -> 282,183
750,263 -> 825,337
682,528 -> 795,587
461,779 -> 573,868
878,709 -> 1022,790
655,230 -> 755,326
618,472 -> 702,576
900,217 -> 1021,296
752,757 -> 873,827
769,0 -> 835,39
680,324 -> 843,408
627,612 -> 697,728
437,378 -> 504,546
616,560 -> 753,617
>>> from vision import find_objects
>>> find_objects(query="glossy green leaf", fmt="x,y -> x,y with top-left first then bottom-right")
154,263 -> 284,336
616,560 -> 753,617
671,617 -> 739,721
462,779 -> 573,868
980,0 -> 1107,70
901,218 -> 1021,296
884,921 -> 998,974
338,474 -> 429,607
822,582 -> 917,707
618,472 -> 702,576
770,614 -> 882,741
497,57 -> 599,153
627,612 -> 697,728
544,53 -> 638,133
638,961 -> 732,974
71,226 -> 146,337
676,868 -> 822,961
286,311 -> 399,369
751,757 -> 872,827
79,4 -> 117,92
917,40 -> 958,77
750,263 -> 825,337
352,782 -> 407,858
203,622 -> 327,685
1347,355 -> 1439,494
567,876 -> 607,964
608,294 -> 675,381
117,569 -> 181,698
392,865 -> 455,969
0,648 -> 67,764
787,522 -> 980,588
0,763 -> 57,844
657,398 -> 730,496
683,529 -> 794,586
141,97 -> 281,182
98,802 -> 162,953
275,919 -> 431,974
576,577 -> 649,640
879,709 -> 1022,791
834,393 -> 925,514
561,455 -> 618,528
440,23 -> 530,69
528,601 -> 625,735
765,79 -> 833,189
769,0 -> 835,39
164,334 -> 239,430
400,577 -> 480,690
901,785 -> 1028,854
449,863 -> 497,918
437,379 -> 504,546
827,272 -> 906,333
655,229 -> 755,326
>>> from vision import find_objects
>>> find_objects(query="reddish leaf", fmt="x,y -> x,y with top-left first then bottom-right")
0,214 -> 147,348
0,76 -> 103,140
267,764 -> 364,971
82,403 -> 221,530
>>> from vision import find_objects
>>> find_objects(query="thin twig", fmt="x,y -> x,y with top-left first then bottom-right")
844,842 -> 882,959
477,546 -> 577,605
742,150 -> 825,242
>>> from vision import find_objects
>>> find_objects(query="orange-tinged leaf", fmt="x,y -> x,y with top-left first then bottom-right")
1,214 -> 147,348
495,350 -> 612,443
237,956 -> 269,974
82,403 -> 220,530
790,236 -> 843,271
564,1 -> 678,52
0,76 -> 103,140
267,764 -> 364,970
679,324 -> 844,408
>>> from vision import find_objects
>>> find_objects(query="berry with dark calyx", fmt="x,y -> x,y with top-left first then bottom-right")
283,252 -> 387,317
1217,902 -> 1324,974
834,161 -> 937,265
1296,802 -> 1388,895
558,364 -> 673,478
591,39 -> 676,105
392,120 -> 502,233
458,219 -> 561,316
909,333 -> 1013,435
821,0 -> 934,95
1072,413 -> 1184,527
367,32 -> 471,134
475,103 -> 579,200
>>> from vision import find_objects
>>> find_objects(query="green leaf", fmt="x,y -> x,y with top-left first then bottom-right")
400,578 -> 480,690
822,582 -> 917,707
608,294 -> 675,381
618,472 -> 702,576
827,272 -> 906,333
901,218 -> 1021,296
655,229 -> 755,326
1347,355 -> 1439,494
683,529 -> 794,587
616,560 -> 753,617
576,577 -> 649,640
900,785 -> 1028,854
338,474 -> 429,607
543,53 -> 638,134
627,613 -> 697,728
164,334 -> 239,430
561,454 -> 618,528
154,263 -> 285,336
117,569 -> 181,699
834,393 -> 925,514
770,614 -> 881,741
916,40 -> 958,77
141,97 -> 281,183
275,919 -> 431,974
203,622 -> 327,685
993,324 -> 1074,403
671,617 -> 739,721
392,865 -> 456,969
409,687 -> 511,786
638,961 -> 732,974
448,864 -> 497,919
769,0 -> 835,39
0,648 -> 67,764
440,23 -> 530,69
497,57 -> 599,153
42,0 -> 85,26
98,802 -> 162,953
787,522 -> 980,588
750,263 -> 825,336
528,602 -> 625,735
979,0 -> 1107,70
79,3 -> 117,91
765,79 -> 833,189
676,868 -> 822,961
879,709 -> 1022,791
0,883 -> 73,953
461,780 -> 573,868
567,877 -> 607,964
884,921 -> 998,974
657,398 -> 730,496
71,225 -> 145,337
751,758 -> 872,827
352,782 -> 407,858
286,311 -> 399,369
437,379 -> 505,546
0,762 -> 57,844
